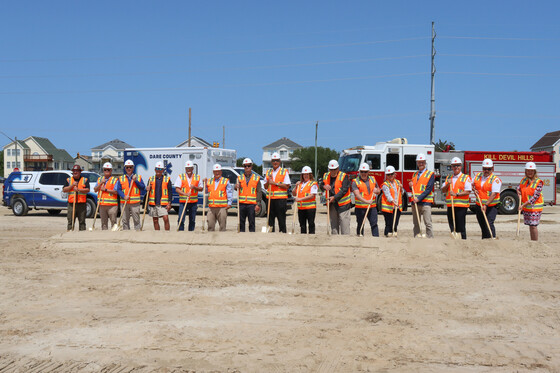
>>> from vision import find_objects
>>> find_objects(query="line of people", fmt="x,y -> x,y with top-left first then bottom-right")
64,153 -> 545,241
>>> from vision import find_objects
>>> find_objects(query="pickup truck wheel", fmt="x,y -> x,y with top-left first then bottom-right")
498,191 -> 518,215
256,199 -> 267,217
47,209 -> 61,215
12,198 -> 29,216
86,199 -> 96,218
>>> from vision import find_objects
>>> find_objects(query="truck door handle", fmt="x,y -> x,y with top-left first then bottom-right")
35,188 -> 40,190
54,188 -> 60,191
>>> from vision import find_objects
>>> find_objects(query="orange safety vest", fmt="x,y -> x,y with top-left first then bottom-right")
266,168 -> 289,199
296,181 -> 317,210
473,172 -> 501,206
411,169 -> 434,204
178,173 -> 200,203
148,176 -> 171,206
67,177 -> 88,204
97,176 -> 118,206
120,175 -> 142,204
322,171 -> 351,206
354,176 -> 378,209
519,177 -> 544,212
381,180 -> 403,213
207,177 -> 229,208
445,173 -> 471,208
238,173 -> 260,205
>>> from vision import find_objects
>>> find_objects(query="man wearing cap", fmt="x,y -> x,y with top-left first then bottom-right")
409,153 -> 435,238
473,158 -> 502,239
352,163 -> 380,236
320,159 -> 351,235
146,161 -> 173,230
116,160 -> 145,231
264,152 -> 291,233
174,160 -> 203,231
441,157 -> 472,239
204,164 -> 232,231
235,158 -> 262,232
63,165 -> 90,231
93,162 -> 119,230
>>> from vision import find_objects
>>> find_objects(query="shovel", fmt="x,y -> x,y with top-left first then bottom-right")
177,200 -> 189,232
71,190 -> 77,231
326,189 -> 331,236
450,195 -> 460,239
412,191 -> 426,238
389,183 -> 399,238
359,196 -> 375,237
475,191 -> 496,240
140,183 -> 151,231
237,194 -> 241,233
89,191 -> 101,231
112,181 -> 133,231
202,183 -> 207,232
516,194 -> 522,238
262,182 -> 272,233
290,195 -> 298,235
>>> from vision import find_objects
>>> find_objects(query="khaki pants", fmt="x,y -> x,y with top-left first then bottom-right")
99,205 -> 118,230
328,205 -> 351,235
207,207 -> 227,231
122,203 -> 141,230
412,204 -> 433,238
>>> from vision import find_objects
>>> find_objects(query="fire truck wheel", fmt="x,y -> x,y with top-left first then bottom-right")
498,191 -> 518,215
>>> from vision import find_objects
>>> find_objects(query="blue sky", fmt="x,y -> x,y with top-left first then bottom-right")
1,1 -> 559,163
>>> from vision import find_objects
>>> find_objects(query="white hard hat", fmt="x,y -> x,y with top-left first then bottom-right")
124,159 -> 134,167
416,153 -> 426,162
213,164 -> 222,171
385,166 -> 396,174
242,158 -> 253,165
328,160 -> 339,169
482,158 -> 494,168
301,166 -> 312,174
185,160 -> 194,168
359,163 -> 370,171
102,162 -> 113,169
451,157 -> 462,165
155,161 -> 164,169
525,162 -> 537,170
271,152 -> 281,160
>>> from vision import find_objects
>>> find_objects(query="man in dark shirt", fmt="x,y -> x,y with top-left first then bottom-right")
63,165 -> 90,231
319,160 -> 352,235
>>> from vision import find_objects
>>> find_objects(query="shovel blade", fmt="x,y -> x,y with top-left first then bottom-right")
111,224 -> 121,232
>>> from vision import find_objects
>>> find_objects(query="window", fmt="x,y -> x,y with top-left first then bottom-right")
404,155 -> 418,171
6,149 -> 10,156
84,172 -> 100,184
39,173 -> 61,185
15,161 -> 21,168
365,154 -> 381,170
221,169 -> 237,184
386,154 -> 399,170
339,154 -> 361,172
7,162 -> 10,168
118,152 -> 122,158
280,150 -> 287,158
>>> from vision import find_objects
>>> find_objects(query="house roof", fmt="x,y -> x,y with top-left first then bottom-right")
531,130 -> 560,149
26,136 -> 74,162
176,136 -> 212,147
263,137 -> 303,150
2,140 -> 29,150
92,138 -> 133,150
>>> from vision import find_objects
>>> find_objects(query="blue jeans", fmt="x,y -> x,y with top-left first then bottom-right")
178,202 -> 198,231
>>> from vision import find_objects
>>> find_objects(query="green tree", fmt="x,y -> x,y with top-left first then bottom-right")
434,139 -> 456,152
290,146 -> 339,179
236,157 -> 262,175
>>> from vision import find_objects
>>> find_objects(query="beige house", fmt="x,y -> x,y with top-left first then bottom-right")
531,130 -> 560,177
2,136 -> 73,173
262,137 -> 303,174
91,139 -> 133,174
74,154 -> 93,171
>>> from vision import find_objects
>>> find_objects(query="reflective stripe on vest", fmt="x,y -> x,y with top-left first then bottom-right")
297,181 -> 317,210
445,173 -> 470,207
120,175 -> 142,204
354,177 -> 377,208
238,173 -> 260,204
179,173 -> 200,203
322,171 -> 351,206
148,176 -> 170,206
267,168 -> 288,199
67,177 -> 87,203
520,177 -> 544,212
97,176 -> 118,206
412,170 -> 434,204
473,173 -> 501,206
381,180 -> 403,213
208,177 -> 229,207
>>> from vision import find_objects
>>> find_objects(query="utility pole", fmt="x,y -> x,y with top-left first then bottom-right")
14,136 -> 18,169
222,126 -> 225,149
188,107 -> 192,147
1,131 -> 18,170
429,21 -> 436,145
314,121 -> 318,181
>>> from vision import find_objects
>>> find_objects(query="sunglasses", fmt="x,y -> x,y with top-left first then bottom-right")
483,168 -> 492,171
244,165 -> 252,167
103,169 -> 111,171
452,165 -> 461,168
272,159 -> 280,162
125,166 -> 133,169
156,168 -> 164,171
360,171 -> 369,173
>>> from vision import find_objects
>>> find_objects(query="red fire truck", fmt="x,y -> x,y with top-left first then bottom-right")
338,139 -> 556,214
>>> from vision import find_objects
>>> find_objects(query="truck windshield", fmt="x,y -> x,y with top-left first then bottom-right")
339,154 -> 361,172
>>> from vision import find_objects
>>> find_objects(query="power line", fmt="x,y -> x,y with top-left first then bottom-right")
0,37 -> 429,63
0,72 -> 428,95
440,53 -> 560,59
439,71 -> 559,77
0,55 -> 429,79
440,36 -> 560,41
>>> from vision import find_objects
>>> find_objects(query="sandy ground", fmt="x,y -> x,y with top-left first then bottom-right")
0,201 -> 559,372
